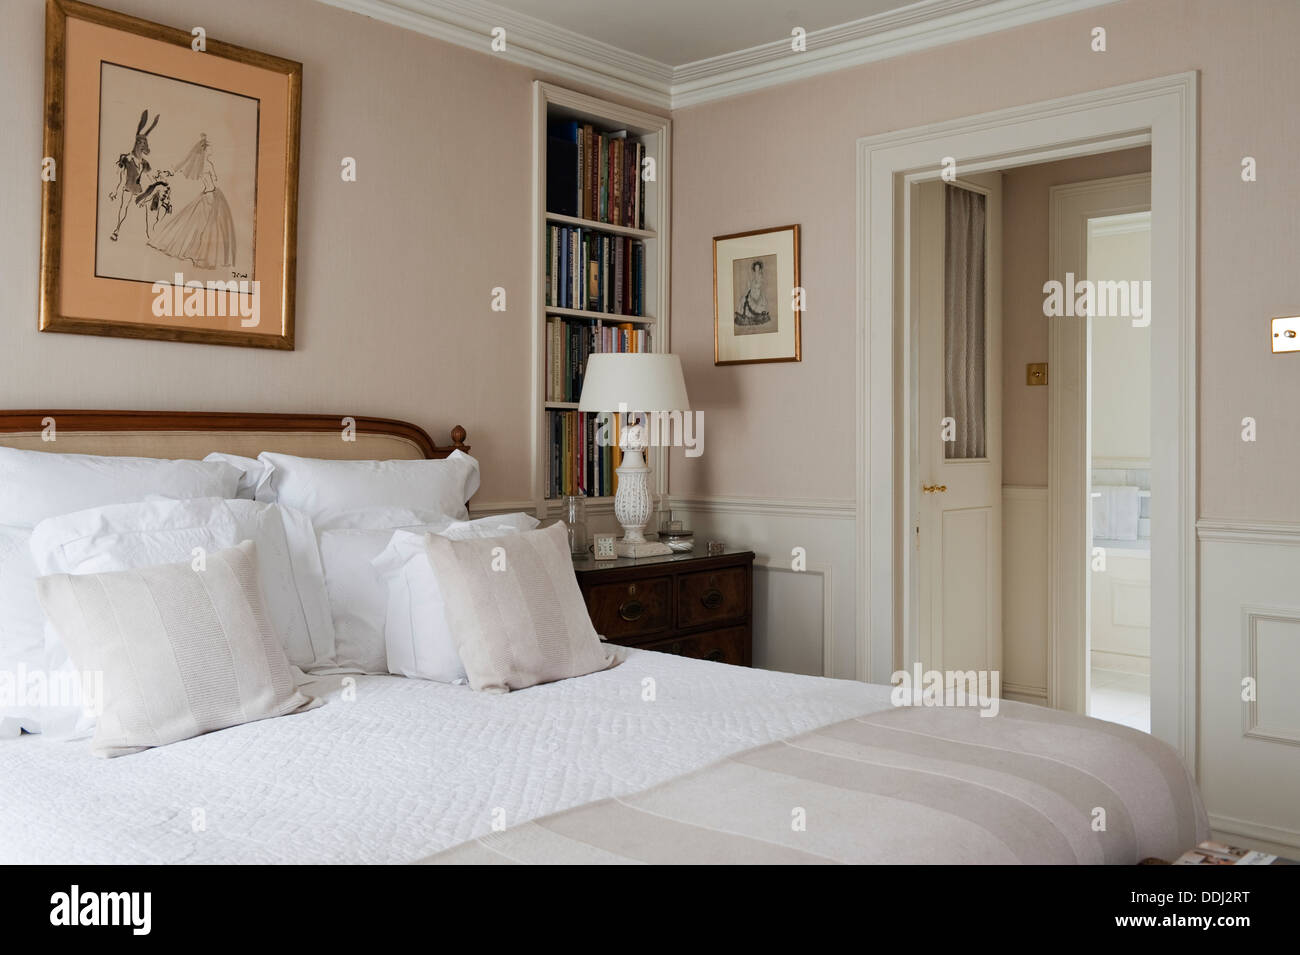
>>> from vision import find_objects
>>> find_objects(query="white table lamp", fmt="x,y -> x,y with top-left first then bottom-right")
578,353 -> 689,558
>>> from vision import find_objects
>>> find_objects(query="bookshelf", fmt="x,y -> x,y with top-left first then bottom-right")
531,82 -> 671,519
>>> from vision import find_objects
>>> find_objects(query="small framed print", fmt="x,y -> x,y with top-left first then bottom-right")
713,224 -> 801,365
593,533 -> 617,561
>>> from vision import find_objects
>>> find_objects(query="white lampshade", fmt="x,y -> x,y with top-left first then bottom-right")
578,353 -> 690,413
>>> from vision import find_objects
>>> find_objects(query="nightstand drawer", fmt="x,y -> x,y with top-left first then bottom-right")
677,567 -> 748,628
640,627 -> 749,666
584,578 -> 671,641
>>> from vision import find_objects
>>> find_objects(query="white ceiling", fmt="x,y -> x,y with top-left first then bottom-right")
489,0 -> 917,65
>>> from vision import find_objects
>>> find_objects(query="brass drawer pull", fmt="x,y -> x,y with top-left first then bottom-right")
700,588 -> 724,610
618,600 -> 645,622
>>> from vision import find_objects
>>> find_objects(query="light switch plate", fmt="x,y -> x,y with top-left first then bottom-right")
1272,315 -> 1300,353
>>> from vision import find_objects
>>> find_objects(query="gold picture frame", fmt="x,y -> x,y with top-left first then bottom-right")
713,224 -> 801,365
40,0 -> 302,349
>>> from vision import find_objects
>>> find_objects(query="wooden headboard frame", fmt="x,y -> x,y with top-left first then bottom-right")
0,411 -> 468,459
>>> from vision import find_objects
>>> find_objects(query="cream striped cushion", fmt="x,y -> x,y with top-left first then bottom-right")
424,521 -> 619,693
36,540 -> 321,757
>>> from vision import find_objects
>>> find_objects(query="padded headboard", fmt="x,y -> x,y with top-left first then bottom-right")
0,411 -> 468,461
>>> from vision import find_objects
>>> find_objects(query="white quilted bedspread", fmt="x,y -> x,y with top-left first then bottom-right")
0,650 -> 893,864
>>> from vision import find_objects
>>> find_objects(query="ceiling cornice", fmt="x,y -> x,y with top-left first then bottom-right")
316,0 -> 1121,110
671,0 -> 1121,107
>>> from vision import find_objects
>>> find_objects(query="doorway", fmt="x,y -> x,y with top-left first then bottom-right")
855,73 -> 1198,765
1085,206 -> 1153,731
1048,174 -> 1151,730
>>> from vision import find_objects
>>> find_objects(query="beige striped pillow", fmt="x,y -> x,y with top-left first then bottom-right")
424,521 -> 619,693
36,540 -> 321,757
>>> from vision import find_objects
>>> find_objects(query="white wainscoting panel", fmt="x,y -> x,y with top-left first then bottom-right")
1198,520 -> 1300,850
1002,486 -> 1049,704
668,496 -> 855,679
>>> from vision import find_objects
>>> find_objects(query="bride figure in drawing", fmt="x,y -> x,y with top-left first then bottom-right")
734,259 -> 772,327
148,134 -> 236,270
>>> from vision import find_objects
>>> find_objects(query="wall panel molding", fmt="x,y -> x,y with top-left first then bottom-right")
668,494 -> 856,678
1198,518 -> 1300,546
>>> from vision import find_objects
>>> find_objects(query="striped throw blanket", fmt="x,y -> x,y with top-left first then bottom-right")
423,699 -> 1207,864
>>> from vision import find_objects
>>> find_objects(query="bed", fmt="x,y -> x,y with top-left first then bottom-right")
0,410 -> 1208,865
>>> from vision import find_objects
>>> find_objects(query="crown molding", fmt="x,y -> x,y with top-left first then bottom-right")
670,0 -> 1120,107
318,0 -> 1120,110
314,0 -> 673,107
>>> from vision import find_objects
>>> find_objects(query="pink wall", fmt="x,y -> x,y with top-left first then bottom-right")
1001,147 -> 1151,487
0,0 -> 660,507
668,0 -> 1300,522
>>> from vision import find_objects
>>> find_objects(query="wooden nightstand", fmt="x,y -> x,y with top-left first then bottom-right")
571,548 -> 755,666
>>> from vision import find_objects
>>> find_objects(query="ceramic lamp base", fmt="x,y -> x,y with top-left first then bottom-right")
612,444 -> 669,558
617,539 -> 672,558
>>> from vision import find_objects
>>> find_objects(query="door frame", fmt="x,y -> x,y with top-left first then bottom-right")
1048,174 -> 1152,717
854,73 -> 1198,768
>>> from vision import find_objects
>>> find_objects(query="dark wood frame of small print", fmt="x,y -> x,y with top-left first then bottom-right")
40,0 -> 303,349
713,224 -> 801,365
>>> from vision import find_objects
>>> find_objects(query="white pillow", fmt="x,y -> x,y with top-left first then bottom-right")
204,452 -> 271,500
0,525 -> 46,736
31,498 -> 335,671
314,508 -> 457,673
36,540 -> 322,758
0,449 -> 238,734
375,513 -> 540,683
255,450 -> 479,521
0,446 -> 241,528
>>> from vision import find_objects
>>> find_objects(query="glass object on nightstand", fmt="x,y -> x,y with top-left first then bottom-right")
562,495 -> 588,557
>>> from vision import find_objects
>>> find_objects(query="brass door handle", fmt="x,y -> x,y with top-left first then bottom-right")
922,484 -> 947,493
618,600 -> 645,621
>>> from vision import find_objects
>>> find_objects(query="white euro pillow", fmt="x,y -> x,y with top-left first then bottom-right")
0,446 -> 241,527
374,513 -> 540,683
31,498 -> 336,672
313,507 -> 458,673
255,449 -> 480,521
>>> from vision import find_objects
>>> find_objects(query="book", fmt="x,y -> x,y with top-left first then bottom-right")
1173,841 -> 1280,865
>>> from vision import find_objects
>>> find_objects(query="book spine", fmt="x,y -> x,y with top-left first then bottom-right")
574,227 -> 585,310
553,413 -> 562,498
633,141 -> 642,230
576,128 -> 585,220
611,139 -> 623,227
583,125 -> 595,221
599,133 -> 608,222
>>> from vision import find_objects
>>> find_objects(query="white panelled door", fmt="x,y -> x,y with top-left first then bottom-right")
914,174 -> 1002,678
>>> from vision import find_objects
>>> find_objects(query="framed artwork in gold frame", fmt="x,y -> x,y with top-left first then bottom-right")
40,0 -> 302,349
713,224 -> 801,365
